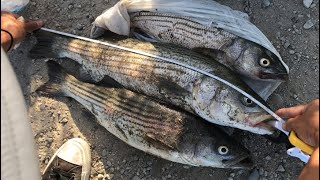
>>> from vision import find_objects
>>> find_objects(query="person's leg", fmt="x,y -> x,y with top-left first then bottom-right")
1,47 -> 40,180
1,47 -> 91,180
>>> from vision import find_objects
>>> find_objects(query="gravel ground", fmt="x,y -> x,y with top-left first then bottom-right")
7,0 -> 319,179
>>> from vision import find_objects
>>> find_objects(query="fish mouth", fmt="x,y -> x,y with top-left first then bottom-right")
245,114 -> 276,132
258,72 -> 289,81
223,156 -> 254,169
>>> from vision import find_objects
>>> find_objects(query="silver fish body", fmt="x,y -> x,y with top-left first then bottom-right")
30,30 -> 274,134
38,61 -> 253,169
129,11 -> 288,81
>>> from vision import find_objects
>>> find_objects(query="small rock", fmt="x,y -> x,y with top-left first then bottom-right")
228,178 -> 233,180
106,161 -> 112,167
237,170 -> 244,175
248,169 -> 260,180
76,24 -> 84,30
310,3 -> 317,8
133,156 -> 139,161
284,42 -> 291,48
276,165 -> 285,172
110,167 -> 115,173
47,138 -> 53,144
262,0 -> 271,8
97,174 -> 104,180
102,149 -> 108,157
303,0 -> 313,8
230,173 -> 235,177
68,4 -> 73,10
259,168 -> 264,175
264,171 -> 268,177
293,94 -> 298,99
303,19 -> 314,29
289,50 -> 295,54
40,104 -> 46,111
183,165 -> 190,169
298,14 -> 304,18
77,4 -> 82,8
265,156 -> 272,161
60,117 -> 68,124
107,174 -> 114,180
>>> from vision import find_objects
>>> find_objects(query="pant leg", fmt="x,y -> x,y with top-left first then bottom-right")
1,47 -> 40,180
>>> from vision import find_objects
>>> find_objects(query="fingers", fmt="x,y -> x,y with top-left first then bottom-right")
282,116 -> 299,131
276,104 -> 306,118
1,11 -> 20,19
23,20 -> 44,32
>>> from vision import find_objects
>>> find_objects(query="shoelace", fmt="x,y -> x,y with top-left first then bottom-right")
49,168 -> 75,180
48,160 -> 82,180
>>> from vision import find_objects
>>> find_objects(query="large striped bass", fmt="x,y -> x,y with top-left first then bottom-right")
128,11 -> 288,82
37,61 -> 253,169
30,30 -> 274,135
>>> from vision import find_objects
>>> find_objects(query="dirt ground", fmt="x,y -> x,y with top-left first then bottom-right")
7,0 -> 319,179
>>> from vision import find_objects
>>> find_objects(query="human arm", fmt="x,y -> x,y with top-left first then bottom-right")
276,99 -> 319,180
1,11 -> 43,52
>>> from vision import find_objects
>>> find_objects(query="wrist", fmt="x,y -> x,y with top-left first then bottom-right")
1,29 -> 14,52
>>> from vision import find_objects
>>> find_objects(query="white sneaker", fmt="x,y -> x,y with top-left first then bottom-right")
42,138 -> 91,180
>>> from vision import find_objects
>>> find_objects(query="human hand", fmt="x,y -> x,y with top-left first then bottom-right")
276,99 -> 319,147
1,11 -> 43,51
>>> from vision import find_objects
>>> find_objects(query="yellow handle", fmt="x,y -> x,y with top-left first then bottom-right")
289,131 -> 314,155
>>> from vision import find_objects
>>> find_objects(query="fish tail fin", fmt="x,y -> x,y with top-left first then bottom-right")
36,61 -> 68,97
29,30 -> 61,59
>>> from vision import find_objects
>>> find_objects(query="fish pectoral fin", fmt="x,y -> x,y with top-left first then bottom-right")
96,75 -> 124,89
131,28 -> 159,42
192,47 -> 226,60
144,133 -> 176,151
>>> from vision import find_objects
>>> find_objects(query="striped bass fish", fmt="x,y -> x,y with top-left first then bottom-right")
30,30 -> 274,135
128,11 -> 288,82
37,61 -> 253,169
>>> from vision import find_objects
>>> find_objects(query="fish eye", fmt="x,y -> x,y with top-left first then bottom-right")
259,58 -> 270,67
241,97 -> 255,107
218,146 -> 229,155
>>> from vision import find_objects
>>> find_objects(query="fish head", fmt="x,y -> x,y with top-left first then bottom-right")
178,134 -> 253,169
192,78 -> 275,134
235,41 -> 288,81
